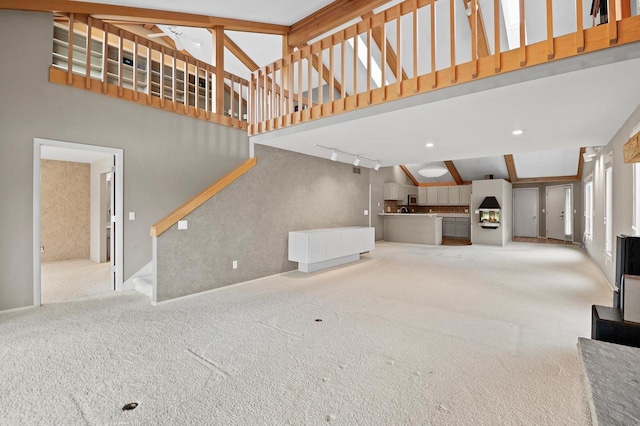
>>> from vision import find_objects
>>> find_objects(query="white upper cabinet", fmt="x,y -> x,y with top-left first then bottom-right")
427,187 -> 438,204
448,186 -> 460,204
437,187 -> 449,204
459,185 -> 471,205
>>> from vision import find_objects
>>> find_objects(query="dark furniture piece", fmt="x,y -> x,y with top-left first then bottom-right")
614,235 -> 640,308
592,305 -> 640,348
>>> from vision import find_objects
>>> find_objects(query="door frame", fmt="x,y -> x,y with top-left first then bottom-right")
33,138 -> 124,306
512,187 -> 540,238
545,184 -> 573,242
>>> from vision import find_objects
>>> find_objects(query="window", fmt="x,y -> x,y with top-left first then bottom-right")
634,163 -> 640,236
564,187 -> 572,236
604,154 -> 613,255
584,175 -> 593,239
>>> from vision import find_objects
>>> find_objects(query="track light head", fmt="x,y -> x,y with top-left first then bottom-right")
374,162 -> 380,171
330,150 -> 338,161
353,156 -> 360,167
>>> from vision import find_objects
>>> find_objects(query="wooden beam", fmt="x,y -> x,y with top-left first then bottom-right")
289,0 -> 392,48
623,132 -> 640,163
513,175 -> 581,184
444,161 -> 463,185
213,26 -> 225,115
400,165 -> 419,186
362,12 -> 408,81
224,34 -> 259,71
0,0 -> 289,34
417,182 -> 460,187
151,157 -> 257,237
504,154 -> 517,182
462,0 -> 490,58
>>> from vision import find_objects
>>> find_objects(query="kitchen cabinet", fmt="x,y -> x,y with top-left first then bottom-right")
442,217 -> 470,238
449,186 -> 460,204
460,185 -> 471,205
427,187 -> 438,205
396,185 -> 408,205
437,187 -> 449,204
384,183 -> 402,201
418,187 -> 428,205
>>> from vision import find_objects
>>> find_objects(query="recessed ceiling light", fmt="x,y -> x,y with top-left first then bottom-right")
512,129 -> 525,136
426,143 -> 434,148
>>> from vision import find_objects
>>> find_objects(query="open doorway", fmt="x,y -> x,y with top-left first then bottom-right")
33,138 -> 123,305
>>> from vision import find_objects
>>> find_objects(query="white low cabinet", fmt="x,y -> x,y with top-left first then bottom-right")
288,227 -> 375,273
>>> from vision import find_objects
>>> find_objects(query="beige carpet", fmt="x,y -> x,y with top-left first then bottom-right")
41,259 -> 112,304
1,242 -> 610,425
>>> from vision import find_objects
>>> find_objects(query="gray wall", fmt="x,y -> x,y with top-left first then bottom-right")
155,144 -> 372,302
582,103 -> 640,287
0,11 -> 249,311
512,181 -> 583,242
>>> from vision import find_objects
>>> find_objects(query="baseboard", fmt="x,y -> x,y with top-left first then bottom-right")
584,248 -> 616,292
0,304 -> 37,315
151,269 -> 296,307
123,261 -> 153,292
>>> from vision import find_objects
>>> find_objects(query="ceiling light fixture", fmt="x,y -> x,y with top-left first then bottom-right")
315,144 -> 380,170
583,153 -> 593,163
426,143 -> 434,148
584,147 -> 598,158
418,165 -> 448,178
512,129 -> 525,136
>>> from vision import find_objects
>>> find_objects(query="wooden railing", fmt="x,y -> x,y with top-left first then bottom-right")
150,157 -> 257,237
51,14 -> 249,129
249,0 -> 640,135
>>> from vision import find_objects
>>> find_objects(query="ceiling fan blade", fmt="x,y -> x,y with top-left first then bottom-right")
180,35 -> 201,47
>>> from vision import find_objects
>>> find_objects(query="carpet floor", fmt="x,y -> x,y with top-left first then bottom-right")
41,259 -> 112,304
1,242 -> 611,425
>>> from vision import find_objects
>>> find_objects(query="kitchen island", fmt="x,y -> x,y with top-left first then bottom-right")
379,213 -> 442,245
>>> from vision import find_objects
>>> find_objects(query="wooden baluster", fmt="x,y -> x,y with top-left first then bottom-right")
396,13 -> 402,95
413,1 -> 418,92
576,0 -> 584,52
381,23 -> 386,99
194,63 -> 200,117
184,60 -> 189,114
431,2 -> 437,87
85,17 -> 92,89
118,29 -> 124,98
67,14 -> 74,85
102,24 -> 108,94
471,0 -> 478,78
146,45 -> 152,104
287,56 -> 293,119
160,48 -> 167,108
318,49 -> 323,107
297,56 -> 302,119
249,74 -> 254,127
307,51 -> 312,117
353,34 -> 358,102
519,0 -> 526,66
133,36 -> 139,101
330,38 -> 335,112
172,51 -> 177,111
450,0 -> 456,83
205,68 -> 210,120
546,0 -> 554,59
609,0 -> 617,44
266,65 -> 271,123
494,0 -> 501,72
340,37 -> 346,109
367,26 -> 372,104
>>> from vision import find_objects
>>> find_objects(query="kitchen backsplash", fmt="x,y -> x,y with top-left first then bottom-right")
384,200 -> 469,214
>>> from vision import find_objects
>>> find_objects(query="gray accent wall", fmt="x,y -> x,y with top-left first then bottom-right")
154,144 -> 372,302
0,11 -> 249,311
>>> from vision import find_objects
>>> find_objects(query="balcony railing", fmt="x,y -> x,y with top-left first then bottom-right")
51,14 -> 249,129
249,0 -> 640,135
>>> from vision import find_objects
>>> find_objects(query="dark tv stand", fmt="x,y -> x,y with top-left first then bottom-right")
592,305 -> 640,348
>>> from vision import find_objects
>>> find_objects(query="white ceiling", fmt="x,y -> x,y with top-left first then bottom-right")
253,56 -> 640,167
453,156 -> 510,182
82,0 -> 335,26
513,148 -> 580,178
41,146 -> 112,163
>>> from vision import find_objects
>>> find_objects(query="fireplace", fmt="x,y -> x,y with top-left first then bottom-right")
478,196 -> 501,229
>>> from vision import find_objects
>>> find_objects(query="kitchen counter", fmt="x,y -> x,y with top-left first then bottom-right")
380,213 -> 442,245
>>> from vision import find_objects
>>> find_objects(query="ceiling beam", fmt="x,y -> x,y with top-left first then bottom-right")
576,147 -> 586,179
504,154 -> 517,182
444,161 -> 463,185
224,34 -> 259,71
289,0 -> 392,48
400,165 -> 419,186
362,11 -> 408,81
462,0 -> 490,58
0,0 -> 290,34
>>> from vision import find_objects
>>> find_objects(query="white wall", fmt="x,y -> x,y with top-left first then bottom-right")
90,157 -> 112,263
583,103 -> 640,287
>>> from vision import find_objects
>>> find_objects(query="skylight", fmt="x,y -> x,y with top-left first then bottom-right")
346,35 -> 388,89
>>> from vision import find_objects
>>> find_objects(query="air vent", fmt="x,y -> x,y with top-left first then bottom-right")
352,167 -> 361,174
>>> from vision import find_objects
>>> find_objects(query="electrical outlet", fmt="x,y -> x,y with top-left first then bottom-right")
40,246 -> 45,252
129,212 -> 136,221
178,220 -> 188,230
464,208 -> 469,213
232,260 -> 238,269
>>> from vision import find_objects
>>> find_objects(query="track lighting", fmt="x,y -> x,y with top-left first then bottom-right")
315,144 -> 380,170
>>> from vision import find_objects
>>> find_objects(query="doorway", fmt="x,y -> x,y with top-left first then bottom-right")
513,188 -> 539,238
33,138 -> 123,306
546,184 -> 573,242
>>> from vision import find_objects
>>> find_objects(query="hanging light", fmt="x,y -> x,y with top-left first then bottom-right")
418,165 -> 448,178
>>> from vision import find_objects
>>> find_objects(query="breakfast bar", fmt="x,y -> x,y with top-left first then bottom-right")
379,213 -> 443,245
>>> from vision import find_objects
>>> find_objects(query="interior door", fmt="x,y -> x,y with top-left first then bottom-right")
109,156 -> 116,290
546,185 -> 571,241
513,188 -> 538,237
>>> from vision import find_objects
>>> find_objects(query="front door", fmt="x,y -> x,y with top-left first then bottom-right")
546,185 -> 572,241
513,188 -> 538,237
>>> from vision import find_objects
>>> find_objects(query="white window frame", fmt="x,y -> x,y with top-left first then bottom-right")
604,153 -> 613,257
584,173 -> 593,240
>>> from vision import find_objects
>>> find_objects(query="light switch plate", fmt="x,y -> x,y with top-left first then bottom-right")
128,212 -> 136,221
178,220 -> 188,230
364,210 -> 369,216
232,260 -> 238,269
